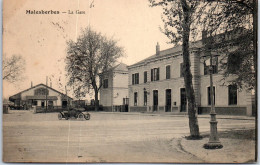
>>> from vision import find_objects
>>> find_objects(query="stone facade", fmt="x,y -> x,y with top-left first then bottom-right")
100,63 -> 129,112
128,32 -> 254,116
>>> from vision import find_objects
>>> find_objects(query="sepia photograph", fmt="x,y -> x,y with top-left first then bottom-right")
2,0 -> 257,163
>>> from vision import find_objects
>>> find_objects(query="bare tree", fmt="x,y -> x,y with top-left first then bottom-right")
3,54 -> 26,83
66,27 -> 124,111
149,0 -> 203,138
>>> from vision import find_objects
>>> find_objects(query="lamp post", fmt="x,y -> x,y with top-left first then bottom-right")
203,51 -> 223,149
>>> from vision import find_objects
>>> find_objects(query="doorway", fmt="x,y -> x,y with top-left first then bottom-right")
180,88 -> 187,112
62,101 -> 68,108
165,89 -> 171,112
153,90 -> 158,111
41,101 -> 45,108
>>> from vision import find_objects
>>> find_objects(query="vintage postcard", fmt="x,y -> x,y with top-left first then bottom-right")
2,0 -> 257,163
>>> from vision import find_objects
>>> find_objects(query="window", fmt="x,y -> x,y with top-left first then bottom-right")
228,85 -> 237,105
166,65 -> 171,79
135,73 -> 139,84
151,68 -> 160,81
33,100 -> 37,106
34,88 -> 49,96
180,63 -> 184,77
134,92 -> 138,106
208,86 -> 215,105
204,57 -> 218,75
144,71 -> 147,83
103,79 -> 108,88
144,91 -> 147,106
227,54 -> 240,74
132,73 -> 139,85
123,98 -> 129,105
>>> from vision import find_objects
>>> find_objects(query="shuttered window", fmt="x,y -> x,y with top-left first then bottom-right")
144,71 -> 147,83
151,68 -> 160,81
132,73 -> 139,85
180,63 -> 184,77
166,65 -> 171,79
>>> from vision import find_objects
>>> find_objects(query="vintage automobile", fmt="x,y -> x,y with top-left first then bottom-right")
58,108 -> 90,120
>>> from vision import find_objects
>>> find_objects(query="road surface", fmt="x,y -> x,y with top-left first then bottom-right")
3,110 -> 255,163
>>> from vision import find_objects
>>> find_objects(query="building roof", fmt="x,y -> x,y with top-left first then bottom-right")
99,63 -> 128,75
109,62 -> 128,72
9,83 -> 73,101
128,27 -> 248,69
128,41 -> 202,68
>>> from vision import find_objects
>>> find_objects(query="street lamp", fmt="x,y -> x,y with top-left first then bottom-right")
203,50 -> 223,149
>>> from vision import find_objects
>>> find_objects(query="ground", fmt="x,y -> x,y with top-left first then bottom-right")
3,110 -> 256,163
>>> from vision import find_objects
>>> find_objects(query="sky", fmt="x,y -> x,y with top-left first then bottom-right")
3,0 -> 171,99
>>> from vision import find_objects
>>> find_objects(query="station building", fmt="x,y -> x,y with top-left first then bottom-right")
127,30 -> 255,116
9,83 -> 73,111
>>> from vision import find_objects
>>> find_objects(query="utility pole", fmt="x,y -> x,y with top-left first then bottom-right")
65,86 -> 69,112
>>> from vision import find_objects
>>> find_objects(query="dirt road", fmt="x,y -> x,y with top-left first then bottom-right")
3,110 -> 255,163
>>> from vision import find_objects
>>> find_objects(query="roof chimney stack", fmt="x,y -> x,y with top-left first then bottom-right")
31,81 -> 33,88
156,42 -> 160,56
202,30 -> 207,43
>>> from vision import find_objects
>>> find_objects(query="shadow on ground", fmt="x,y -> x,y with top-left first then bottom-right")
201,129 -> 255,140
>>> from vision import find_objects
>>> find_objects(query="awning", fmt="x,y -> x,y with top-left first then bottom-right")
26,96 -> 58,100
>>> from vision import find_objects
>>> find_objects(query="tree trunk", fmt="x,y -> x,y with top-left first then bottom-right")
181,0 -> 200,137
94,89 -> 99,112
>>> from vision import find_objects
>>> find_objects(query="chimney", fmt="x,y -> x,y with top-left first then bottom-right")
156,42 -> 160,56
31,81 -> 33,87
202,30 -> 207,41
50,82 -> 52,88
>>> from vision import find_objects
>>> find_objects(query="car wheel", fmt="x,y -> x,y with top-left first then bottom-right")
58,113 -> 62,120
78,113 -> 84,120
84,114 -> 90,120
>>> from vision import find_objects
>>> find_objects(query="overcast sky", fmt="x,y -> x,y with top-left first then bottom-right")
3,0 -> 171,99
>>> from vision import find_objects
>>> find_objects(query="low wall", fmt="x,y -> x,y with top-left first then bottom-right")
129,106 -> 147,112
198,107 -> 247,116
103,106 -> 112,112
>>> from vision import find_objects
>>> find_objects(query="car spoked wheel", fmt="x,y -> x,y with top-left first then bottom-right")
58,113 -> 62,120
84,114 -> 90,120
78,113 -> 85,121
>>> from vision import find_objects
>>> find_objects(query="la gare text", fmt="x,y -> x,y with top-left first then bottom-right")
26,10 -> 86,15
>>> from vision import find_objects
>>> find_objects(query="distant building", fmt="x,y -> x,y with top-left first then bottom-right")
128,29 -> 255,116
9,83 -> 73,111
100,63 -> 129,112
